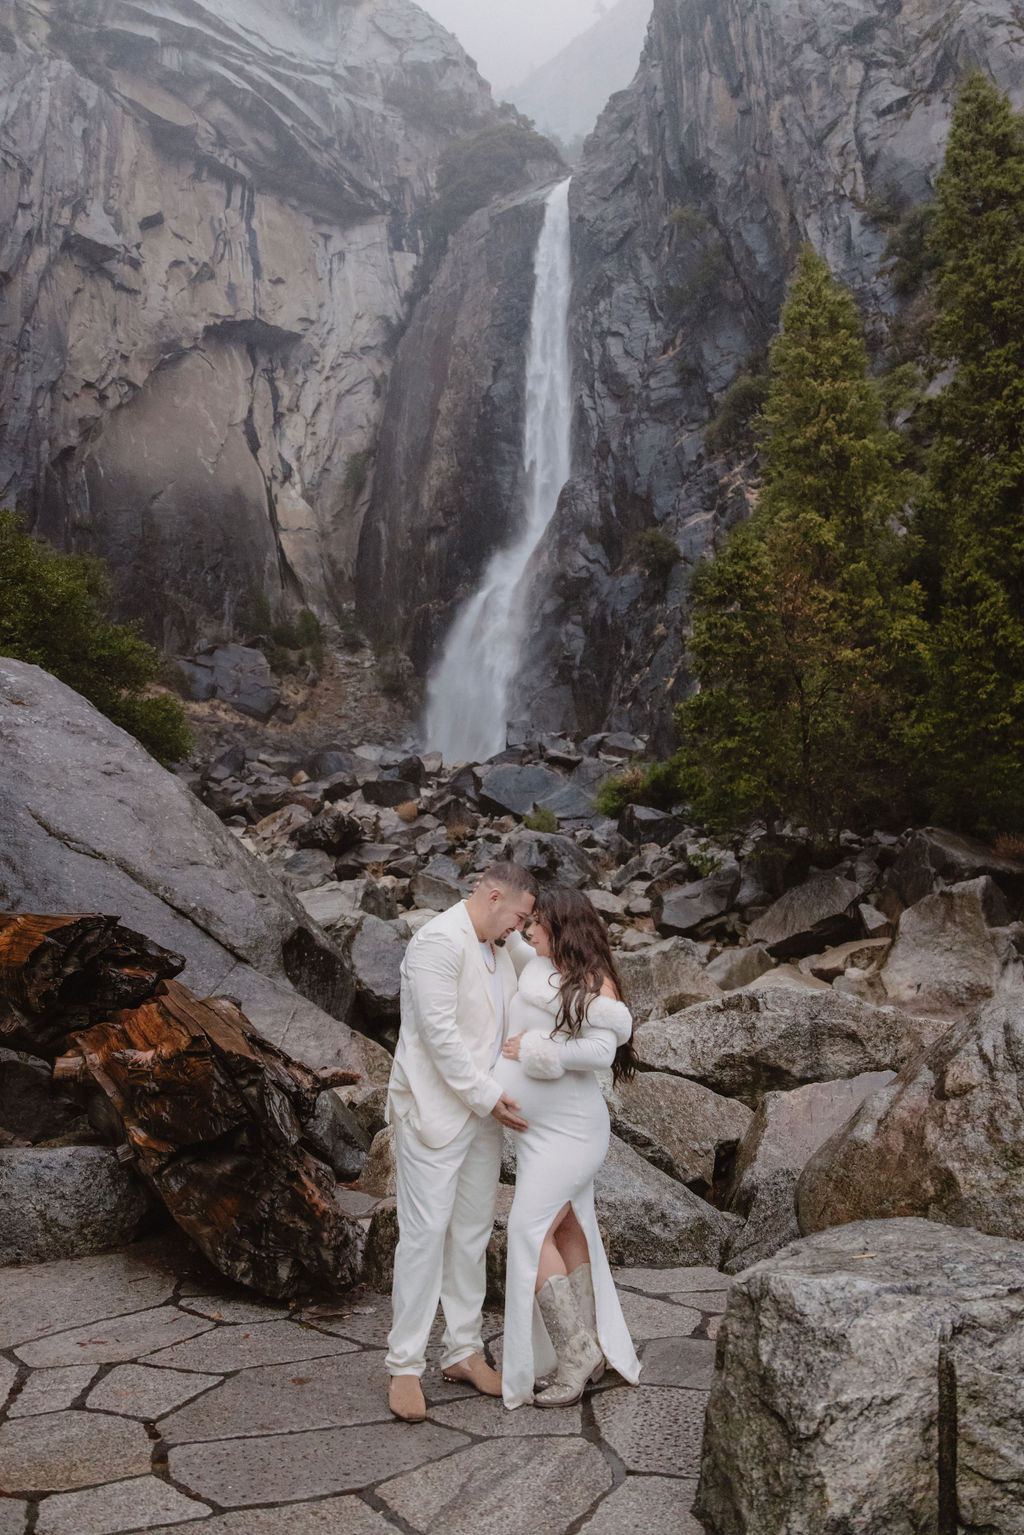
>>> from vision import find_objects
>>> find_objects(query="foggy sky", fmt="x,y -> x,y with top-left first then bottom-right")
415,0 -> 608,91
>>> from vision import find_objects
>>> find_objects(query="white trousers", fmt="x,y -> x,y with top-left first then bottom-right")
386,1110 -> 503,1376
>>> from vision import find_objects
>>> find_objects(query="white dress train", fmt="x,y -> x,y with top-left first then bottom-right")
493,947 -> 642,1409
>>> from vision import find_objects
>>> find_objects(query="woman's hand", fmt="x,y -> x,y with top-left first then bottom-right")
502,1033 -> 525,1060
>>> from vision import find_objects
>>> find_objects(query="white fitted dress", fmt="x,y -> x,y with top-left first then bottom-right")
493,949 -> 642,1409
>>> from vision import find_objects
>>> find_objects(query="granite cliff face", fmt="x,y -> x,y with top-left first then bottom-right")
509,0 -> 1024,747
0,0 -> 500,648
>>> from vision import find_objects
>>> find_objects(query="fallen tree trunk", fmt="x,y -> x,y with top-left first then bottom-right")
1,914 -> 365,1297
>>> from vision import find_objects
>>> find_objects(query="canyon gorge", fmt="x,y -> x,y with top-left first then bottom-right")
4,0 -> 1024,748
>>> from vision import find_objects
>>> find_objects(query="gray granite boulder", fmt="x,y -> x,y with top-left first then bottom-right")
889,825 -> 1024,910
0,1147 -> 154,1265
633,988 -> 911,1103
617,937 -> 721,1023
797,996 -> 1024,1243
179,644 -> 280,721
593,1135 -> 737,1268
478,763 -> 569,818
409,856 -> 464,911
504,829 -> 597,887
346,916 -> 406,1028
695,1220 -> 1024,1535
0,660 -> 367,1074
609,1071 -> 752,1192
302,1090 -> 371,1184
653,863 -> 741,935
293,804 -> 362,855
880,878 -> 1008,1018
722,1071 -> 895,1273
747,873 -> 863,959
705,944 -> 775,991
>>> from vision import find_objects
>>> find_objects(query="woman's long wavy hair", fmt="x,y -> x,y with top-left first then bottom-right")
533,885 -> 637,1085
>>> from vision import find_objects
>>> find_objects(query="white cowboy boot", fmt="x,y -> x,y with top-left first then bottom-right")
568,1262 -> 605,1383
533,1273 -> 604,1408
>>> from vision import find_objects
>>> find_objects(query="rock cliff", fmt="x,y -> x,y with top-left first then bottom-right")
512,0 -> 1024,746
0,0 -> 501,649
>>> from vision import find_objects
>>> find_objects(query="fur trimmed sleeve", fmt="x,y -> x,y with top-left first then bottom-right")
517,1030 -> 566,1080
583,994 -> 634,1045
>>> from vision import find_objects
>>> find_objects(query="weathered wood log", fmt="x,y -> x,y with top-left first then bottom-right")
0,913 -> 183,1053
1,916 -> 365,1297
71,981 -> 363,1297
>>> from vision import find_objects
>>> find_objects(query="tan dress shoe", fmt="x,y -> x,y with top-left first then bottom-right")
441,1353 -> 502,1396
388,1374 -> 427,1422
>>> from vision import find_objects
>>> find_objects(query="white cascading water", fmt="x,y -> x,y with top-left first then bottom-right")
423,177 -> 573,762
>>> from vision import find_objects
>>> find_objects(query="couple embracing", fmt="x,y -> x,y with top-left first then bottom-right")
385,861 -> 641,1419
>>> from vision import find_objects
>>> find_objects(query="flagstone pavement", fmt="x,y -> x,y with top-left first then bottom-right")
0,1234 -> 730,1535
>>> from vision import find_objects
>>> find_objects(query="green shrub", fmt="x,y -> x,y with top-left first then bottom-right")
594,762 -> 680,818
523,806 -> 558,833
705,372 -> 770,455
427,122 -> 563,254
669,243 -> 728,313
883,204 -> 940,296
627,527 -> 680,582
668,204 -> 710,238
0,510 -> 193,765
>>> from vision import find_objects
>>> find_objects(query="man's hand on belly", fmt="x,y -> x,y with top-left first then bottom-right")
491,1091 -> 528,1132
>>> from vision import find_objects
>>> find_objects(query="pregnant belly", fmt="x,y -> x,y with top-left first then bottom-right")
491,1056 -> 608,1139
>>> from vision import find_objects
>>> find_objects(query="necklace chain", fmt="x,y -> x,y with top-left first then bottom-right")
481,940 -> 497,974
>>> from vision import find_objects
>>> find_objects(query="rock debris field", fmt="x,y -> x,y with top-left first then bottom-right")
0,1234 -> 719,1535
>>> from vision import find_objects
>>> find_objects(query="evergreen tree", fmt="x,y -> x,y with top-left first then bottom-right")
0,510 -> 193,765
675,247 -> 925,833
914,73 -> 1024,830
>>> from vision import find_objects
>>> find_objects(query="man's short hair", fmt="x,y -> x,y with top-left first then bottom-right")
478,861 -> 539,899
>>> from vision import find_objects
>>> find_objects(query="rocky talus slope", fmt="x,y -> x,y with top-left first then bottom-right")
3,672 -> 1024,1527
0,0 -> 506,649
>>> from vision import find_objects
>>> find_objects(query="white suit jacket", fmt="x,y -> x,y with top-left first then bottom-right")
388,901 -> 519,1149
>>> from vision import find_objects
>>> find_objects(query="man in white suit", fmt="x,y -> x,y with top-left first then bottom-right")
386,861 -> 538,1422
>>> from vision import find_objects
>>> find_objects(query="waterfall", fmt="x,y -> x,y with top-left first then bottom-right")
423,177 -> 573,762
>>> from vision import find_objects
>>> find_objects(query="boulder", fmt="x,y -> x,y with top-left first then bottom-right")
302,1089 -> 370,1184
347,916 -> 406,1026
503,829 -> 597,887
695,1219 -> 1024,1535
618,805 -> 685,847
355,1125 -> 397,1198
742,836 -> 813,900
477,763 -> 569,818
747,872 -> 863,959
744,962 -> 830,993
653,863 -> 741,935
859,903 -> 895,939
0,1146 -> 155,1265
361,778 -> 420,808
881,878 -> 1007,1018
297,877 -> 397,929
0,1050 -> 92,1145
722,1071 -> 896,1273
609,1071 -> 752,1191
594,1135 -> 738,1268
409,856 -> 464,911
583,887 -> 628,921
633,987 -> 912,1103
616,936 -> 721,1023
278,848 -> 335,893
796,995 -> 1024,1243
0,660 -> 363,1068
800,936 -> 891,982
889,825 -> 1024,910
706,944 -> 775,991
294,804 -> 362,855
179,644 -> 280,721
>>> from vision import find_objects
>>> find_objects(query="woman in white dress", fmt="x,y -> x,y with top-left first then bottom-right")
495,886 -> 642,1410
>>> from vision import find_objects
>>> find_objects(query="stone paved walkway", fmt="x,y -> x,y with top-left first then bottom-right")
0,1235 -> 729,1535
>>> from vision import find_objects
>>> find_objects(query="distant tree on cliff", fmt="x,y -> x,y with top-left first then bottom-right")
427,121 -> 564,256
911,73 -> 1024,830
673,247 -> 925,833
0,510 -> 193,766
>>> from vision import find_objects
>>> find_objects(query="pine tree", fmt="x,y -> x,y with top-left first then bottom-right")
915,74 -> 1024,830
675,247 -> 925,833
